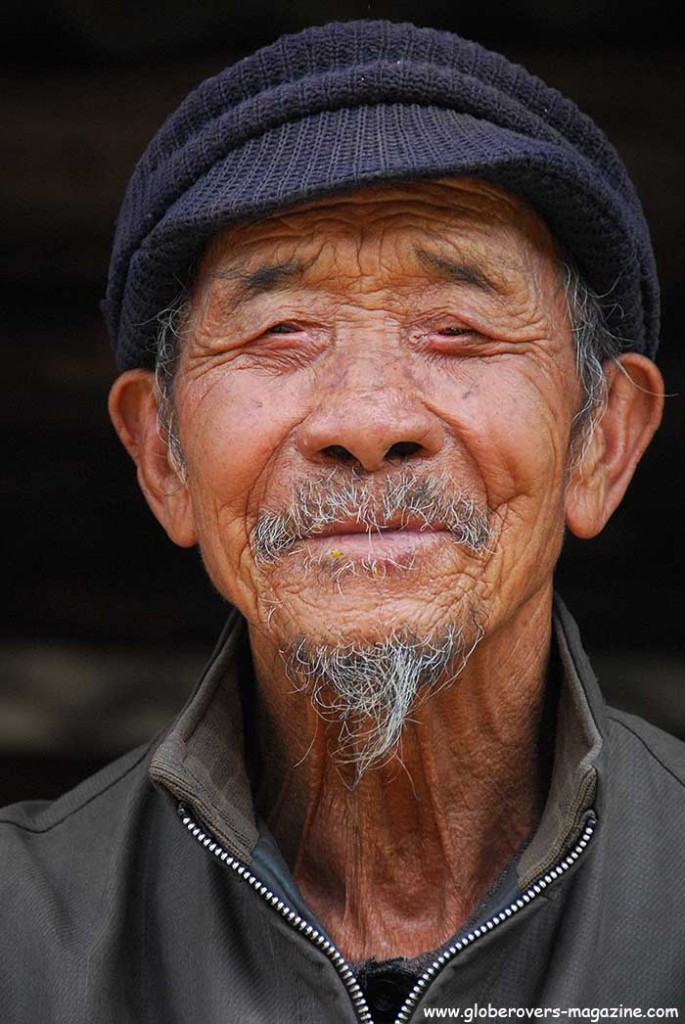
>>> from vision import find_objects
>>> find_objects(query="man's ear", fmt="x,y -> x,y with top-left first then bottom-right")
565,354 -> 664,539
108,370 -> 197,548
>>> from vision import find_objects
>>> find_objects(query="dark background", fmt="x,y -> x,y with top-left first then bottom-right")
2,0 -> 683,805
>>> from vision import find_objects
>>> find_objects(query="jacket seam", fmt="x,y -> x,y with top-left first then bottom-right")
0,744 -> 152,835
606,711 -> 685,789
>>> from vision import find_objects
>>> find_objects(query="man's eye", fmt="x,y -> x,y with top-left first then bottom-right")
438,326 -> 471,337
265,322 -> 299,335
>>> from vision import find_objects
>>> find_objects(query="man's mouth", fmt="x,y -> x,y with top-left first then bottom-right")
251,470 -> 495,566
306,516 -> 447,539
300,520 -> 448,572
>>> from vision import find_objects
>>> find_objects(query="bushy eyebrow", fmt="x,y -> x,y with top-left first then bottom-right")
212,260 -> 306,304
243,260 -> 306,292
415,247 -> 500,294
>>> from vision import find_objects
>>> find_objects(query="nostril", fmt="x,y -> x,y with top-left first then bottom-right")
322,444 -> 357,463
321,441 -> 424,466
386,441 -> 422,461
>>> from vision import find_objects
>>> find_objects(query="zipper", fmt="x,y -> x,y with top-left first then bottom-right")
177,804 -> 374,1022
394,814 -> 596,1022
178,804 -> 596,1024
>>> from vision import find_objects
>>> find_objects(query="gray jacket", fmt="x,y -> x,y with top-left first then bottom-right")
2,597 -> 684,1022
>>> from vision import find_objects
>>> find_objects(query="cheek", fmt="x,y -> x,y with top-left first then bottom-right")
433,361 -> 575,509
175,372 -> 305,594
427,361 -> 577,620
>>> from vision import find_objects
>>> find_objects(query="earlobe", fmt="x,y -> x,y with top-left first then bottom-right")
108,370 -> 197,548
565,354 -> 664,539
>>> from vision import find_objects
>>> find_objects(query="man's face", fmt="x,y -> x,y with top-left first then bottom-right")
170,178 -> 581,659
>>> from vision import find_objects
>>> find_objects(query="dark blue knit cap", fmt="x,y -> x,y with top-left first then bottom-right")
104,20 -> 659,370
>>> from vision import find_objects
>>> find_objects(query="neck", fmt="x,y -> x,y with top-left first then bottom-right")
247,587 -> 555,961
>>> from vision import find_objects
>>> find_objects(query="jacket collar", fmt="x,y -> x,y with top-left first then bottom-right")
150,595 -> 606,879
516,594 -> 604,887
150,607 -> 259,861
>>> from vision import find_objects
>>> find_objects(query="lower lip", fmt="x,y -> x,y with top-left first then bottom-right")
302,529 -> 446,564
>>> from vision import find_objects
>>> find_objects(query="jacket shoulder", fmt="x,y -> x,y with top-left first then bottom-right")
0,745 -> 175,1021
605,706 -> 685,786
0,743 -> 158,915
0,743 -> 153,834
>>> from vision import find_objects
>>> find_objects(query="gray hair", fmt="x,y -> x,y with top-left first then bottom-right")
154,299 -> 189,480
153,260 -> 623,473
562,262 -> 623,457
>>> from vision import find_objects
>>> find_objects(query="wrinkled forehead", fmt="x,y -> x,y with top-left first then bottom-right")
194,177 -> 563,292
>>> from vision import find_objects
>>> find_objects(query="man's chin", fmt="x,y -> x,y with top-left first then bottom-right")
257,570 -> 483,654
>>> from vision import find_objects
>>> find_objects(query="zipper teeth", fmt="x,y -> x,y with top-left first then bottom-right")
394,816 -> 597,1024
178,805 -> 374,1023
179,804 -> 595,1024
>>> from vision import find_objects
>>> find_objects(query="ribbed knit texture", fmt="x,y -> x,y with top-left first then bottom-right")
104,20 -> 659,369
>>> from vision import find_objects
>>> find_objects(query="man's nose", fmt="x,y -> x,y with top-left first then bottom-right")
295,366 -> 445,472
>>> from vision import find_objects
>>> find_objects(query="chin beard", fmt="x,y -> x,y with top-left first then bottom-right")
282,620 -> 484,781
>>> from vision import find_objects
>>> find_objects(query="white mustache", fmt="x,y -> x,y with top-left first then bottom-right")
252,469 -> 494,564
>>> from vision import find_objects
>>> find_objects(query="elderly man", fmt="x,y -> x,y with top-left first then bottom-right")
1,20 -> 683,1024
